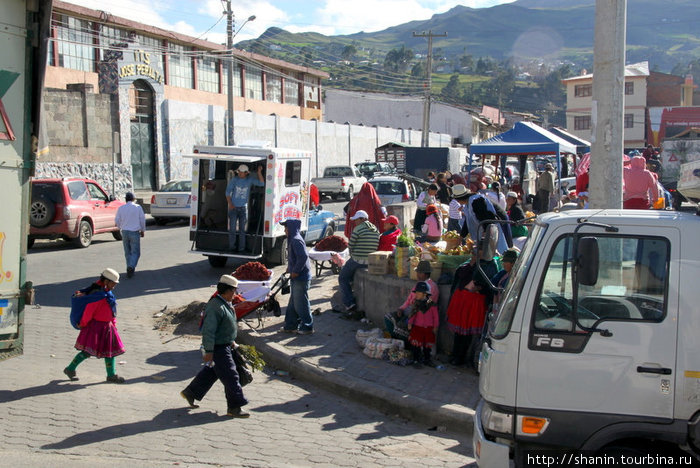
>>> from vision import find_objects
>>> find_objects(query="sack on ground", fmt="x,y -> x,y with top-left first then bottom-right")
363,337 -> 405,359
356,328 -> 383,348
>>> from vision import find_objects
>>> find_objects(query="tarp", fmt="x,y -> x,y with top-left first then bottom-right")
548,126 -> 591,153
470,121 -> 578,156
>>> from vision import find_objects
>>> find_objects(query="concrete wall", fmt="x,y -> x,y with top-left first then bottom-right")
354,269 -> 455,354
34,162 -> 133,201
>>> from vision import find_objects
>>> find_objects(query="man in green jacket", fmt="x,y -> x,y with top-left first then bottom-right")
338,210 -> 379,317
180,275 -> 249,418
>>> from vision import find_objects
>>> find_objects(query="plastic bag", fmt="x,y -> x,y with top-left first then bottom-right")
356,328 -> 383,348
363,337 -> 405,359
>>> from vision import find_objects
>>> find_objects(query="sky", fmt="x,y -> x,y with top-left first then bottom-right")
63,0 -> 517,44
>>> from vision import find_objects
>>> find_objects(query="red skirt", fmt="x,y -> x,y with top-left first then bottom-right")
409,325 -> 435,348
75,320 -> 125,358
623,198 -> 650,209
447,289 -> 487,335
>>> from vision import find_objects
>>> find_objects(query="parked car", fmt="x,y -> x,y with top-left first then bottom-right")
311,166 -> 366,200
304,205 -> 337,245
150,179 -> 192,225
29,178 -> 124,248
355,161 -> 395,179
368,175 -> 417,206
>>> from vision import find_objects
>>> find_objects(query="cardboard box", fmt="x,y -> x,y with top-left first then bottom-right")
368,251 -> 392,275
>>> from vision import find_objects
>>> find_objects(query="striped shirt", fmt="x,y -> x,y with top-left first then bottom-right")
348,221 -> 380,263
448,199 -> 464,220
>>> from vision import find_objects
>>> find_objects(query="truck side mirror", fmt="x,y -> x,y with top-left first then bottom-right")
577,237 -> 599,286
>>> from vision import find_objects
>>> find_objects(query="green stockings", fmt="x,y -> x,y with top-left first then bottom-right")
67,351 -> 116,377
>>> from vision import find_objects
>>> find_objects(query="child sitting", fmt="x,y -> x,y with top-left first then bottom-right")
384,261 -> 439,342
407,281 -> 439,368
421,204 -> 443,242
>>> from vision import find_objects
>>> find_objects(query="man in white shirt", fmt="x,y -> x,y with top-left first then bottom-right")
115,192 -> 146,278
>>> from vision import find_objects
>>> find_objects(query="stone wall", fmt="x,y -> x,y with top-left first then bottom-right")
35,162 -> 133,200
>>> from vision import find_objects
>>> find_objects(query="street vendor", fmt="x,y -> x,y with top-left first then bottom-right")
414,183 -> 438,231
338,210 -> 380,317
377,215 -> 401,252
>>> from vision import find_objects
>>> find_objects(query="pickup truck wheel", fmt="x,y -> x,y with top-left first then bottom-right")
207,255 -> 228,268
30,197 -> 55,228
72,220 -> 93,248
112,231 -> 123,241
346,185 -> 354,201
269,237 -> 287,266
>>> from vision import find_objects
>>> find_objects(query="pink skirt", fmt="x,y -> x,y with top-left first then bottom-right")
75,320 -> 125,358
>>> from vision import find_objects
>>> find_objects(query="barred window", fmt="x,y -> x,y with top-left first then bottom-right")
284,72 -> 299,105
245,66 -> 263,100
304,76 -> 320,109
624,113 -> 634,128
266,73 -> 282,103
168,43 -> 193,89
574,115 -> 591,130
54,14 -> 94,72
197,55 -> 219,93
574,84 -> 592,97
98,25 -> 127,61
222,61 -> 242,96
625,82 -> 634,95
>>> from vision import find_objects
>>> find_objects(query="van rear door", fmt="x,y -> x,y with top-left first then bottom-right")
517,224 -> 679,420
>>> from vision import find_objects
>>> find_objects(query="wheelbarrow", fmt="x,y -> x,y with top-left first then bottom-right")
235,273 -> 290,328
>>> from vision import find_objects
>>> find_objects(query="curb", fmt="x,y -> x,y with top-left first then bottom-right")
237,325 -> 475,435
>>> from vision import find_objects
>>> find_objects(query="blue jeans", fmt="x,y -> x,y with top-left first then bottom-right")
338,258 -> 367,308
228,206 -> 247,251
284,278 -> 313,331
121,230 -> 141,269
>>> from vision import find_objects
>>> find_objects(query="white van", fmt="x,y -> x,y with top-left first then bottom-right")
185,145 -> 313,267
474,209 -> 700,466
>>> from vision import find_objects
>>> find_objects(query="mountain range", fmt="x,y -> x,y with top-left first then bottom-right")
239,0 -> 700,72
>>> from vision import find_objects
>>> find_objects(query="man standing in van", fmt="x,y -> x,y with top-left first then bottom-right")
226,164 -> 264,252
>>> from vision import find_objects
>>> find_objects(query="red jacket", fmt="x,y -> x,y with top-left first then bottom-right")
378,228 -> 401,251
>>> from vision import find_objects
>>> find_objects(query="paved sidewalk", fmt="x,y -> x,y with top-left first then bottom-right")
235,270 -> 480,434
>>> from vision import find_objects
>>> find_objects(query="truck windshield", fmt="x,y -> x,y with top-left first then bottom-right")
491,223 -> 547,338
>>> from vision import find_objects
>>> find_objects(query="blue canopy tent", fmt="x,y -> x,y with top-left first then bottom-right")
468,121 -> 578,195
548,126 -> 591,154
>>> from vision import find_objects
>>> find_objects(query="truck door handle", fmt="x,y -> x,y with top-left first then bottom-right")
636,366 -> 672,375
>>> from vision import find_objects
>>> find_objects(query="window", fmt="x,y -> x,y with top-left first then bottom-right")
574,84 -> 592,97
285,161 -> 302,186
624,113 -> 634,129
168,43 -> 193,88
625,82 -> 634,95
67,181 -> 89,201
245,66 -> 263,100
285,72 -> 299,105
532,235 -> 668,333
574,116 -> 591,130
222,62 -> 242,96
323,167 -> 353,177
98,25 -> 128,61
369,181 -> 406,195
304,76 -> 320,109
266,74 -> 282,103
87,183 -> 108,201
197,55 -> 219,93
54,14 -> 94,72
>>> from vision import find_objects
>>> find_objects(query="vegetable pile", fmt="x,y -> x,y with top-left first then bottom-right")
396,233 -> 412,248
315,235 -> 348,252
232,262 -> 271,281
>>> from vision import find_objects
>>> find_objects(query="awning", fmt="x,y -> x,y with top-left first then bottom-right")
548,126 -> 591,153
181,154 -> 265,163
470,121 -> 578,156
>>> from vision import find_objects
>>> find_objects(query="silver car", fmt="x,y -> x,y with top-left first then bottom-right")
150,179 -> 192,225
368,175 -> 416,206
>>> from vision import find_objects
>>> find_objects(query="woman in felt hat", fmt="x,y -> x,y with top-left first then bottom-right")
64,268 -> 126,384
377,215 -> 402,252
181,274 -> 250,418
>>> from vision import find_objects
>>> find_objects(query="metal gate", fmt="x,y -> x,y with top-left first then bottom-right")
129,80 -> 156,190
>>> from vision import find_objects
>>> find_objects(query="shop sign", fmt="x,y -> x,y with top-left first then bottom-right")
119,49 -> 164,84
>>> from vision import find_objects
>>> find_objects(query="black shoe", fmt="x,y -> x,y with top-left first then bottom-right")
127,267 -> 134,278
180,389 -> 199,408
63,367 -> 78,381
226,407 -> 250,418
106,375 -> 126,384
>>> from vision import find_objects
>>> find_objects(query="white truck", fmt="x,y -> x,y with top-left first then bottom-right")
311,165 -> 366,201
185,145 -> 316,267
474,209 -> 700,466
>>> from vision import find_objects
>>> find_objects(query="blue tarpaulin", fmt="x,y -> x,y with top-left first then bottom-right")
470,121 -> 577,156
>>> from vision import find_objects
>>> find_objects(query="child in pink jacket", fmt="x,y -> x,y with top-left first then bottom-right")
408,281 -> 440,367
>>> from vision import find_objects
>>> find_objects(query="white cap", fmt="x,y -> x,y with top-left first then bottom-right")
506,191 -> 518,199
219,274 -> 239,288
350,210 -> 369,220
101,268 -> 120,283
236,164 -> 249,173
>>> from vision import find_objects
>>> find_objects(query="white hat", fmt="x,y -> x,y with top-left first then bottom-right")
452,184 -> 470,199
236,164 -> 250,173
506,191 -> 518,199
219,274 -> 239,288
350,210 -> 369,220
101,268 -> 120,283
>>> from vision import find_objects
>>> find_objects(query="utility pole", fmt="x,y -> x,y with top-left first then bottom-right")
413,31 -> 447,147
226,0 -> 235,146
589,0 -> 626,209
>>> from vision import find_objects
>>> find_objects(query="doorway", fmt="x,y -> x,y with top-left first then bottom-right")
129,79 -> 156,190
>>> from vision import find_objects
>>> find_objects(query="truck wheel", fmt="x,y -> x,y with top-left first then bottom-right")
269,237 -> 288,266
72,220 -> 93,248
346,185 -> 354,200
112,231 -> 122,241
207,255 -> 227,268
30,197 -> 55,228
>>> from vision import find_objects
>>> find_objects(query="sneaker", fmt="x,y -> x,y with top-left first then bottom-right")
106,375 -> 126,384
226,407 -> 250,418
180,389 -> 199,408
63,367 -> 78,381
296,329 -> 314,335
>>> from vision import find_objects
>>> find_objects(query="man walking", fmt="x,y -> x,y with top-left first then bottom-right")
225,164 -> 264,252
536,163 -> 555,213
280,218 -> 313,334
115,192 -> 146,278
338,210 -> 379,317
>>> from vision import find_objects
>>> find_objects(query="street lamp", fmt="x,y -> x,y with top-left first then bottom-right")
225,2 -> 256,146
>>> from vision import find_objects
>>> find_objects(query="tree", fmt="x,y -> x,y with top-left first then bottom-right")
341,45 -> 357,61
384,45 -> 414,73
411,62 -> 425,78
459,54 -> 474,71
441,74 -> 462,102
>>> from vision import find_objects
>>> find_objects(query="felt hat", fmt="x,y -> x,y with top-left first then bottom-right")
101,268 -> 120,283
415,260 -> 432,274
413,281 -> 431,295
452,184 -> 470,199
219,274 -> 239,288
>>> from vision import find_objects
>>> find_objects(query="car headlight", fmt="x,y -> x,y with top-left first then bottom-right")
481,403 -> 513,435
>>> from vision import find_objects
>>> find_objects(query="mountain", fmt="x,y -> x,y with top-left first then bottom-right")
239,0 -> 700,72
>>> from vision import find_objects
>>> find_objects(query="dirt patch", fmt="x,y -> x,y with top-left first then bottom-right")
153,301 -> 206,337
